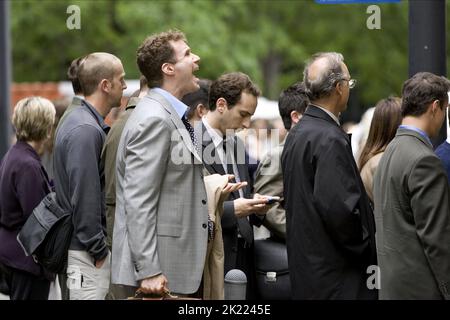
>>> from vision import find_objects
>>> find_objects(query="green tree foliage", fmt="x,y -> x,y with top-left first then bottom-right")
9,0 -> 442,119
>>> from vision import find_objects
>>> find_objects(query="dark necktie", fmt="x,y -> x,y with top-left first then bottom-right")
181,115 -> 199,153
222,137 -> 253,245
222,137 -> 235,180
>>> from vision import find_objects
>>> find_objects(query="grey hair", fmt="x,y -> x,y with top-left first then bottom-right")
303,52 -> 346,100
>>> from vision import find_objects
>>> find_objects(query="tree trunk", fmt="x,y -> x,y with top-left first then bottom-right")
261,51 -> 282,99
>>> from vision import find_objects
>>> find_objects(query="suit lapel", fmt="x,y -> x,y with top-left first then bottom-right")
201,123 -> 227,176
148,91 -> 202,163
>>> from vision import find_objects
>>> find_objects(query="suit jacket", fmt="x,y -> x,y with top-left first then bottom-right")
198,122 -> 262,273
112,90 -> 209,294
101,97 -> 139,250
254,136 -> 286,239
373,128 -> 450,299
281,105 -> 377,300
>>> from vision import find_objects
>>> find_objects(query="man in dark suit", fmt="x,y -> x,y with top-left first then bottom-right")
374,72 -> 450,299
199,72 -> 271,299
281,52 -> 377,299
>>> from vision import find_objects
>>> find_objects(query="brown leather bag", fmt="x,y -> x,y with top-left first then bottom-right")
127,289 -> 201,300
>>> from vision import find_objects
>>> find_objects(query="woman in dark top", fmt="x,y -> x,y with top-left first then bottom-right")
0,97 -> 56,300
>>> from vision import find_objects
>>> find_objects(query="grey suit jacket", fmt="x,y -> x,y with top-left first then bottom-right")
111,90 -> 209,294
373,128 -> 450,299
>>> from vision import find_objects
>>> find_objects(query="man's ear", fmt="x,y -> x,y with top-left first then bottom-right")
290,110 -> 302,125
335,81 -> 344,96
430,99 -> 441,116
216,98 -> 227,113
196,104 -> 208,118
161,62 -> 175,76
100,79 -> 110,93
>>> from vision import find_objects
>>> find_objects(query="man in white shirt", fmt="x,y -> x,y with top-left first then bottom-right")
199,72 -> 270,299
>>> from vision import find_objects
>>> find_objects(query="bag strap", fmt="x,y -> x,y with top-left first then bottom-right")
43,193 -> 68,218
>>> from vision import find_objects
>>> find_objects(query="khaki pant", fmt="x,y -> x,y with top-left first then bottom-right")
67,250 -> 110,300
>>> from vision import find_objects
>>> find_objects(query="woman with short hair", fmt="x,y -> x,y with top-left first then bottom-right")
0,97 -> 56,300
358,97 -> 402,203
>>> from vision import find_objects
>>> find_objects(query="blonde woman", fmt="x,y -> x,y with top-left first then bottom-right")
0,97 -> 55,300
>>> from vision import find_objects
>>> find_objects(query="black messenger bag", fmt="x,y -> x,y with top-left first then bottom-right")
254,238 -> 291,300
17,192 -> 73,274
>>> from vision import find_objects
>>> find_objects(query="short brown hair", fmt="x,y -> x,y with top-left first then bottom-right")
67,56 -> 85,95
77,52 -> 121,96
12,97 -> 56,142
401,72 -> 450,117
209,72 -> 261,111
136,30 -> 186,88
182,79 -> 212,119
278,82 -> 309,130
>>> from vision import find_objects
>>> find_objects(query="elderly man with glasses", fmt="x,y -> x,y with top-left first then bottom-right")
281,52 -> 377,300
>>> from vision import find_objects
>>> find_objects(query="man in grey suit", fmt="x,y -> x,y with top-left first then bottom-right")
373,72 -> 450,299
112,30 -> 208,296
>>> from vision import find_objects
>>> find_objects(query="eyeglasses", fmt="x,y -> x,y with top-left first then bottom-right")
341,78 -> 357,89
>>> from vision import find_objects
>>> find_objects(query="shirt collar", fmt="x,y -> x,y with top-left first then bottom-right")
310,103 -> 340,126
82,100 -> 110,133
202,117 -> 225,149
398,125 -> 433,147
153,87 -> 187,118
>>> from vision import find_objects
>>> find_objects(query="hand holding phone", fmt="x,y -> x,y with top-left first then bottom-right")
266,196 -> 281,205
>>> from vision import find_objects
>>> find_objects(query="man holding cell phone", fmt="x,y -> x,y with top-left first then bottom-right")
199,72 -> 272,299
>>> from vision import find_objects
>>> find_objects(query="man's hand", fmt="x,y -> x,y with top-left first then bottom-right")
139,274 -> 169,295
222,175 -> 247,196
234,194 -> 270,218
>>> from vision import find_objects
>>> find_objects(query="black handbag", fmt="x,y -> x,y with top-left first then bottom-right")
254,238 -> 291,300
17,192 -> 73,274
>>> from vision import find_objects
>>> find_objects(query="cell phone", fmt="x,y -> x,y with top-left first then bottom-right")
266,196 -> 281,205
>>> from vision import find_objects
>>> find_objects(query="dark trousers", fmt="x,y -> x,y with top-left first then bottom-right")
6,266 -> 50,300
234,238 -> 256,300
